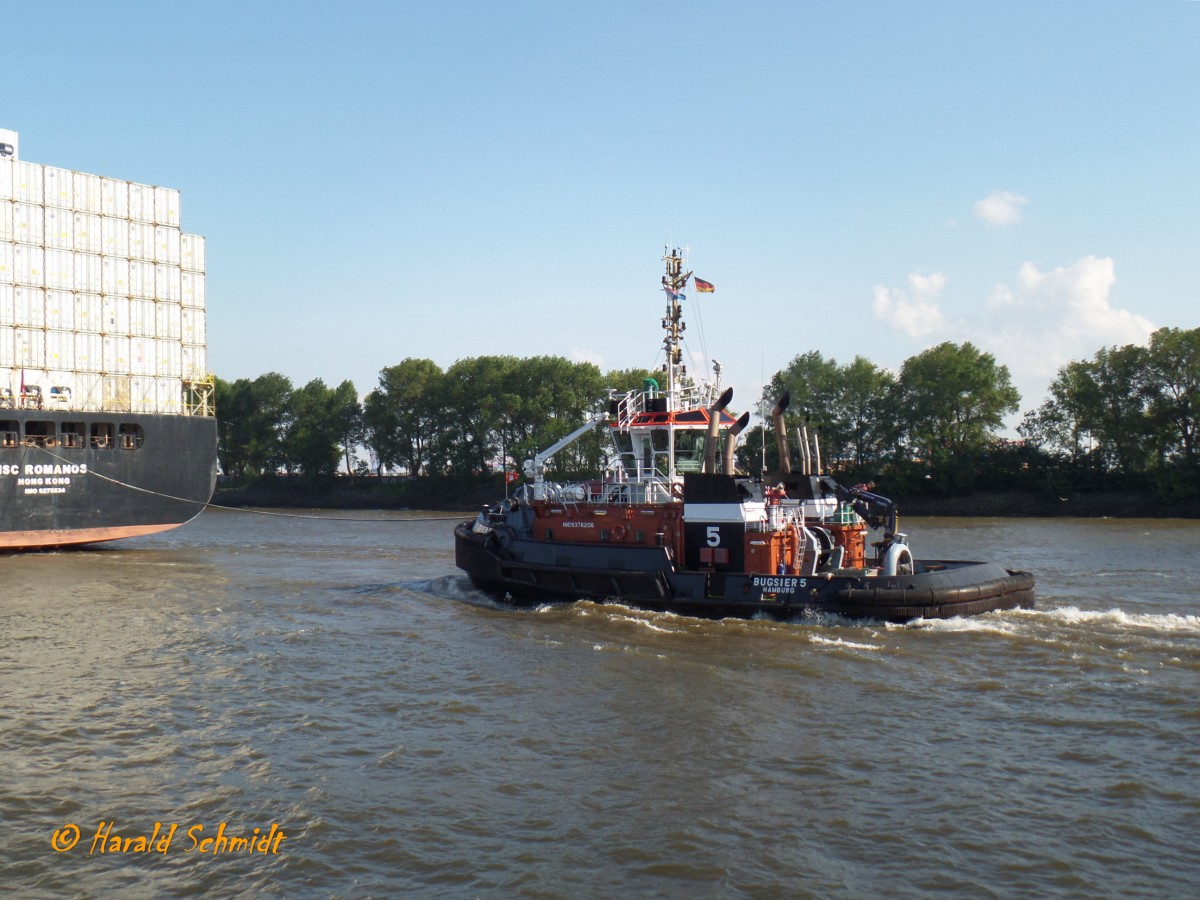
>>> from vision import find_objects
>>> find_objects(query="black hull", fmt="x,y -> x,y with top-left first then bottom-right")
455,522 -> 1035,623
0,411 -> 218,549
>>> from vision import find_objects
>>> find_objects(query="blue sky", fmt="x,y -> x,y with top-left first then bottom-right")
6,1 -> 1198,430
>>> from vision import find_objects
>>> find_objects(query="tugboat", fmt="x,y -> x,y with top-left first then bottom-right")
454,249 -> 1035,622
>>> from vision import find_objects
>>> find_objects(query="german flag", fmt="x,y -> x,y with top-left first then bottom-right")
694,277 -> 715,293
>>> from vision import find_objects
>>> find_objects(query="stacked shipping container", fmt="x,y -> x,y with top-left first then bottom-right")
0,139 -> 206,415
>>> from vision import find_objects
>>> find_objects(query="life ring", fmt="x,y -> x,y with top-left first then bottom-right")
882,542 -> 914,577
611,524 -> 627,541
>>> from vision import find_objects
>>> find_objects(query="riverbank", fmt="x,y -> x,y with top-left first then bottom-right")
898,490 -> 1200,518
212,478 -> 1200,518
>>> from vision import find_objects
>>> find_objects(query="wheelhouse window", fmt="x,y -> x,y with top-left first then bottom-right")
673,430 -> 707,473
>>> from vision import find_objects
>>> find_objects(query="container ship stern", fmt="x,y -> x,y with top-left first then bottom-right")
1,128 -> 216,549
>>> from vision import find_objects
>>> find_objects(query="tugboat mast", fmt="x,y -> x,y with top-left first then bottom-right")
661,247 -> 692,399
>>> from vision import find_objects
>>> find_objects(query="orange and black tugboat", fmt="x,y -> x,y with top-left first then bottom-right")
455,249 -> 1034,622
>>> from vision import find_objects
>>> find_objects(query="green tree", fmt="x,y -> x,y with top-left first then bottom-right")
1020,363 -> 1094,462
1024,335 -> 1189,479
213,376 -> 246,479
435,356 -> 516,475
215,372 -> 293,479
364,358 -> 444,476
894,342 -> 1020,465
1145,327 -> 1200,471
284,378 -> 361,479
759,352 -> 896,473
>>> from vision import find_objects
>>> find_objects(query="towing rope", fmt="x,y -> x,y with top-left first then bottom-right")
30,446 -> 466,523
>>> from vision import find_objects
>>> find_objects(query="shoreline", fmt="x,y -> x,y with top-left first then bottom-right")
212,483 -> 1200,519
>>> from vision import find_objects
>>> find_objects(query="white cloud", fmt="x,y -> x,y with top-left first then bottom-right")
873,256 -> 1155,416
571,347 -> 606,368
981,257 -> 1155,412
974,190 -> 1029,226
982,257 -> 1154,380
871,271 -> 949,338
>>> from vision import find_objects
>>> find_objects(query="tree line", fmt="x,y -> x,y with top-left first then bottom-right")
214,326 -> 1200,498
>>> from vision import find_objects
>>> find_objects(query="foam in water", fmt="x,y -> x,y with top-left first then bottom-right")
1014,605 -> 1200,634
808,634 -> 884,651
891,614 -> 1024,636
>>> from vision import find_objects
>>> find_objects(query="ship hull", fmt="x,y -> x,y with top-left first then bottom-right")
0,411 -> 217,550
455,522 -> 1035,623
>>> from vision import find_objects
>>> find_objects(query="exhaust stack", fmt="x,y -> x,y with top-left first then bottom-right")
772,392 -> 792,474
703,387 -> 734,473
799,416 -> 812,475
723,410 -> 751,474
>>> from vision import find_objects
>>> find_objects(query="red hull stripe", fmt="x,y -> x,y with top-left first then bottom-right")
0,522 -> 186,549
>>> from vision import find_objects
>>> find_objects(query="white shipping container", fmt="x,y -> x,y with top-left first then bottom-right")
13,161 -> 43,204
155,263 -> 180,302
155,340 -> 182,378
154,186 -> 180,227
101,256 -> 129,296
15,327 -> 45,368
75,252 -> 102,293
102,335 -> 129,372
13,202 -> 44,245
43,166 -> 73,208
75,331 -> 103,372
182,343 -> 206,379
100,178 -> 128,218
130,299 -> 156,337
0,283 -> 11,323
73,171 -> 102,213
0,243 -> 12,284
129,259 -> 156,299
0,200 -> 12,241
74,372 -> 103,410
180,270 -> 205,308
128,220 -> 154,260
75,293 -> 103,333
180,232 -> 205,272
156,301 -> 182,340
130,337 -> 155,376
100,215 -> 130,257
45,290 -> 74,330
154,225 -> 180,264
46,328 -> 74,370
131,375 -> 157,412
102,295 -> 130,335
0,157 -> 12,200
157,376 -> 183,411
14,286 -> 45,327
13,245 -> 43,285
44,207 -> 73,249
181,306 -> 205,344
44,248 -> 73,289
0,326 -> 13,367
73,212 -> 102,254
128,182 -> 154,223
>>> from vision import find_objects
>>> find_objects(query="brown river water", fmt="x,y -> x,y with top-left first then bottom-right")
2,510 -> 1198,898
